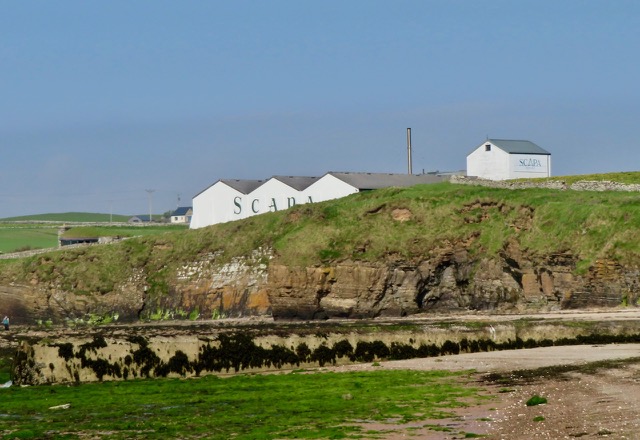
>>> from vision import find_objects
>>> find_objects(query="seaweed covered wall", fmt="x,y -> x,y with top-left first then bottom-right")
12,320 -> 640,385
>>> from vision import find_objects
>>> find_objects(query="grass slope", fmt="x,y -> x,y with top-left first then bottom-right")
1,174 -> 640,296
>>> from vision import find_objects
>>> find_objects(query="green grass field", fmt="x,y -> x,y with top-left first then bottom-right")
0,225 -> 60,253
0,223 -> 187,254
59,225 -> 188,239
0,212 -> 132,223
0,369 -> 487,439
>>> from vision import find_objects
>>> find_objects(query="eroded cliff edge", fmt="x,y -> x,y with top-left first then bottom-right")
269,242 -> 639,319
1,240 -> 637,323
1,179 -> 639,323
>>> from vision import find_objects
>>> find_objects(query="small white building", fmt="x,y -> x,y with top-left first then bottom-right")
466,139 -> 551,180
190,172 -> 446,229
170,207 -> 193,224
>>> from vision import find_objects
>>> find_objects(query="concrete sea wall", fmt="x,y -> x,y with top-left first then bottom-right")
12,318 -> 640,385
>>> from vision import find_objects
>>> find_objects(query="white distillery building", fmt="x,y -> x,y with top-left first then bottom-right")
190,172 -> 445,229
466,139 -> 551,180
190,179 -> 265,229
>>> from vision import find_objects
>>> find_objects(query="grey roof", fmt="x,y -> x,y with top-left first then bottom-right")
219,179 -> 265,194
486,139 -> 551,155
271,175 -> 320,191
194,179 -> 265,198
327,172 -> 445,190
195,172 -> 445,199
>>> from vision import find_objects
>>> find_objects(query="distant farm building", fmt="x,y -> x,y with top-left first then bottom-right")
170,207 -> 193,224
57,226 -> 122,247
128,215 -> 153,223
466,139 -> 551,180
59,236 -> 99,247
190,172 -> 446,229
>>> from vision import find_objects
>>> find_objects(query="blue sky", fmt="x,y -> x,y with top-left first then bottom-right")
1,1 -> 639,217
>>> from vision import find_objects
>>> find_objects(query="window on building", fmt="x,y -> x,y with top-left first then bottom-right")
485,144 -> 491,151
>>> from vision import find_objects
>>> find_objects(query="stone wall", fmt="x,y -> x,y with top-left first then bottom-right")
12,319 -> 640,385
451,175 -> 640,192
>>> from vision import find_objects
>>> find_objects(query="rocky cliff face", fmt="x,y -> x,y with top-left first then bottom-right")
0,251 -> 272,324
2,239 -> 635,324
267,242 -> 636,320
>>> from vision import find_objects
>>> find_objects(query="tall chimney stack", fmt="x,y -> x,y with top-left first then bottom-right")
406,128 -> 413,175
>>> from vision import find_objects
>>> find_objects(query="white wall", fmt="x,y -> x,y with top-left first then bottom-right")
466,143 -> 511,180
239,178 -> 309,218
303,174 -> 359,202
467,142 -> 551,180
191,182 -> 243,229
192,178 -> 323,228
508,154 -> 551,179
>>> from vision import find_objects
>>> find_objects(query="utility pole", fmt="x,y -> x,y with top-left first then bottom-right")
145,189 -> 155,222
406,128 -> 413,175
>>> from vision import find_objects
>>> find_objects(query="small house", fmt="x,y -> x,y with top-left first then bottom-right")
466,139 -> 551,180
171,207 -> 193,224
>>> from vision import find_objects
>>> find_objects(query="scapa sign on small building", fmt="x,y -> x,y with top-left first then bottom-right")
467,139 -> 551,181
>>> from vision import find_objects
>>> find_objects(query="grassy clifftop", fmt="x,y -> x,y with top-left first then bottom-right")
1,173 -> 640,295
0,212 -> 132,222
